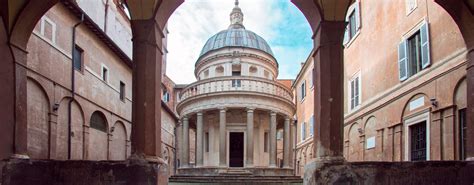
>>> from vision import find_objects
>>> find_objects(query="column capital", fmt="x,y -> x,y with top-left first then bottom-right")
246,107 -> 255,112
182,116 -> 189,121
219,107 -> 227,112
270,111 -> 277,116
196,112 -> 203,116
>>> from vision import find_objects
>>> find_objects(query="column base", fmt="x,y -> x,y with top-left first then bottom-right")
466,157 -> 474,161
128,153 -> 167,164
10,154 -> 29,159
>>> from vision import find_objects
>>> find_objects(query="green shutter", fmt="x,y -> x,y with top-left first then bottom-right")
398,40 -> 408,81
420,21 -> 431,69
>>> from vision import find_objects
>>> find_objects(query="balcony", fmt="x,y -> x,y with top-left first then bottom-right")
177,76 -> 295,116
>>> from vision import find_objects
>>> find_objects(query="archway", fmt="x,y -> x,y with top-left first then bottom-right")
110,121 -> 127,160
88,111 -> 108,160
57,98 -> 85,160
0,0 -> 473,180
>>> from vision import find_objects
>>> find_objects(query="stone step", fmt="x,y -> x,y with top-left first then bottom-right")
169,175 -> 303,185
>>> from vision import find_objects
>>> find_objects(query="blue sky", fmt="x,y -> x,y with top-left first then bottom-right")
166,0 -> 313,84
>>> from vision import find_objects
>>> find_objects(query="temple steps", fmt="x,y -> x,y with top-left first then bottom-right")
168,175 -> 303,185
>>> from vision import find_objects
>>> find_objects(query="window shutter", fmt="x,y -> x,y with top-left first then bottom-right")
420,21 -> 430,69
310,115 -> 314,136
343,26 -> 350,45
398,40 -> 408,81
355,1 -> 361,30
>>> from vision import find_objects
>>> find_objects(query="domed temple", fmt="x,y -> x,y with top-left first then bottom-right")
176,0 -> 296,176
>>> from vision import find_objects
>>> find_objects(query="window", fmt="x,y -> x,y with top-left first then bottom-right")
309,69 -> 314,88
101,65 -> 109,82
300,81 -> 306,101
277,130 -> 283,140
459,109 -> 467,160
349,73 -> 361,110
163,91 -> 170,102
406,0 -> 417,15
232,71 -> 241,76
73,45 -> 83,71
301,122 -> 306,141
232,79 -> 241,87
343,1 -> 361,45
40,16 -> 56,43
120,81 -> 125,101
90,111 -> 107,132
205,132 -> 209,152
398,21 -> 430,81
309,115 -> 314,136
410,121 -> 427,161
264,132 -> 269,152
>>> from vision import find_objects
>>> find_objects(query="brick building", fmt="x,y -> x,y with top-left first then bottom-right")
24,0 -> 179,175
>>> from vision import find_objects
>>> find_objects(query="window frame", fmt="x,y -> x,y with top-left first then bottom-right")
398,20 -> 431,82
406,0 -> 418,15
343,0 -> 361,47
101,64 -> 110,83
40,16 -> 56,44
348,71 -> 362,111
301,122 -> 306,142
119,81 -> 126,101
73,45 -> 84,73
300,80 -> 306,102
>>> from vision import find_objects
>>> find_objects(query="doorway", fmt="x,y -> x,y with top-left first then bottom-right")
229,132 -> 244,167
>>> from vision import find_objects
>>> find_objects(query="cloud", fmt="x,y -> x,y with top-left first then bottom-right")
166,0 -> 312,84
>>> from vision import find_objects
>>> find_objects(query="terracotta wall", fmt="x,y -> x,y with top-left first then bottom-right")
342,0 -> 467,162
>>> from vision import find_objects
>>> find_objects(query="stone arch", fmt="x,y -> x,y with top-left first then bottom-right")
88,111 -> 109,160
26,78 -> 51,159
56,97 -> 85,160
348,122 -> 361,161
364,116 -> 377,159
401,93 -> 430,120
109,121 -> 127,160
454,77 -> 467,109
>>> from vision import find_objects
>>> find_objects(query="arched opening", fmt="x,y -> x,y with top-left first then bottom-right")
26,78 -> 50,159
57,98 -> 85,160
110,121 -> 127,160
89,111 -> 108,160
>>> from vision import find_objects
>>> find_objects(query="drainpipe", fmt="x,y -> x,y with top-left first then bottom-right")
104,0 -> 109,33
293,119 -> 297,176
68,13 -> 84,160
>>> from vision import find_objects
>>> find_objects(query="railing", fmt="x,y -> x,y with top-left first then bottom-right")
179,76 -> 293,103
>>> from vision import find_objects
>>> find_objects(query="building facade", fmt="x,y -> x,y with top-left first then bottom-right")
175,1 -> 296,176
292,51 -> 315,176
342,0 -> 467,162
24,0 -> 179,175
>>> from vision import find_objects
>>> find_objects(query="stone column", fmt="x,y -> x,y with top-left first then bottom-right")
130,19 -> 164,160
283,117 -> 290,168
291,120 -> 297,168
269,111 -> 277,167
313,21 -> 346,161
246,108 -> 254,167
467,49 -> 474,160
176,122 -> 182,167
182,117 -> 189,167
219,108 -> 227,167
196,112 -> 204,167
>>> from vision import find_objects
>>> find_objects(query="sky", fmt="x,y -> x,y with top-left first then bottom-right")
166,0 -> 313,84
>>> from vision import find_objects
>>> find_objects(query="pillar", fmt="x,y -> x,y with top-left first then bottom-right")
269,111 -> 277,167
291,120 -> 297,168
313,21 -> 346,161
219,108 -> 227,167
130,19 -> 163,160
246,108 -> 254,167
182,117 -> 189,167
48,113 -> 58,159
283,117 -> 290,168
176,122 -> 182,167
467,49 -> 474,160
196,112 -> 204,167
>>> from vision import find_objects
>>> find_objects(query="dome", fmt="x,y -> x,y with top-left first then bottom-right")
199,28 -> 274,58
197,0 -> 275,61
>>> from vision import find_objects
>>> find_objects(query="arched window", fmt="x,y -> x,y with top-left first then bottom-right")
90,111 -> 107,132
